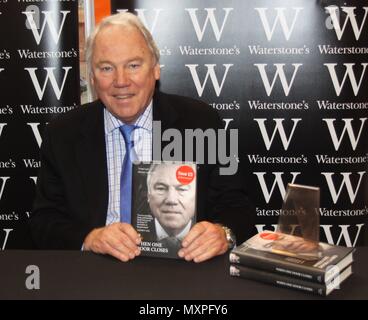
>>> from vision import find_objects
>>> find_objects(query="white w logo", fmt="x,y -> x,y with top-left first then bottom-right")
22,10 -> 70,45
255,63 -> 302,96
223,118 -> 234,130
0,68 -> 3,74
324,63 -> 368,96
117,9 -> 163,34
0,177 -> 10,201
27,123 -> 46,148
185,8 -> 233,42
323,118 -> 367,151
325,6 -> 368,40
186,64 -> 233,97
322,171 -> 365,204
30,177 -> 38,186
254,118 -> 301,151
255,7 -> 303,41
25,67 -> 72,100
321,224 -> 364,247
0,123 -> 6,139
1,229 -> 13,250
254,172 -> 300,203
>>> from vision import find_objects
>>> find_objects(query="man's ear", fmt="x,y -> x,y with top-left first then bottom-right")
154,63 -> 160,80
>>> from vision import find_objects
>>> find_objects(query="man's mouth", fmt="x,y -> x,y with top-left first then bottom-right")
162,210 -> 181,215
113,94 -> 134,100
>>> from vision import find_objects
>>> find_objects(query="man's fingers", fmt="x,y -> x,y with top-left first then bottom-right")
179,221 -> 228,262
182,230 -> 216,255
118,223 -> 142,245
192,243 -> 226,263
104,242 -> 134,262
106,230 -> 140,256
84,223 -> 141,260
182,233 -> 228,262
182,222 -> 207,248
114,225 -> 141,253
192,242 -> 228,263
182,236 -> 217,261
98,235 -> 141,261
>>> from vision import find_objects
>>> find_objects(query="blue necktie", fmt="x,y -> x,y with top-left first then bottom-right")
119,125 -> 137,223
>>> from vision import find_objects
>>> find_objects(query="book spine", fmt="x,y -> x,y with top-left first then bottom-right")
229,252 -> 325,283
230,264 -> 327,296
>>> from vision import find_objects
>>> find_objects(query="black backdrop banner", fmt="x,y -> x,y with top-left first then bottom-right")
0,0 -> 80,248
111,0 -> 368,246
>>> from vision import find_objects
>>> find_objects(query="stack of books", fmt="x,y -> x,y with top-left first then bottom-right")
229,231 -> 355,296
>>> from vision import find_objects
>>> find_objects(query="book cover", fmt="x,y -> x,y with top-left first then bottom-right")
131,161 -> 197,259
230,263 -> 353,296
229,231 -> 354,283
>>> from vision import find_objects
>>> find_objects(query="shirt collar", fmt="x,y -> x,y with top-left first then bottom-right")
155,219 -> 192,241
104,100 -> 153,134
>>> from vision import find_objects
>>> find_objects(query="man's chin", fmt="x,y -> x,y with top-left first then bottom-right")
161,222 -> 184,232
110,109 -> 139,123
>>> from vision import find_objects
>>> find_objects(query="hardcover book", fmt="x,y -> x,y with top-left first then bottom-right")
131,161 -> 197,259
229,231 -> 354,283
230,263 -> 353,296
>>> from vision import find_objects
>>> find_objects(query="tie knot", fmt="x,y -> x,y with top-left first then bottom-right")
162,236 -> 181,247
119,125 -> 137,145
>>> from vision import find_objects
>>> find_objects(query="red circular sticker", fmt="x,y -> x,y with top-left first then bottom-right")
260,232 -> 279,241
176,165 -> 195,185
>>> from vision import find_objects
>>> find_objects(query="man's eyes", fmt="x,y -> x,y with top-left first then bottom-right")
128,63 -> 141,70
99,65 -> 113,72
177,186 -> 189,192
154,184 -> 168,192
153,184 -> 190,194
97,63 -> 141,72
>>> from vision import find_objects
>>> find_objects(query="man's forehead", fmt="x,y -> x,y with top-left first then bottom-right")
151,171 -> 175,182
93,25 -> 153,63
99,24 -> 136,36
96,24 -> 143,45
151,175 -> 194,189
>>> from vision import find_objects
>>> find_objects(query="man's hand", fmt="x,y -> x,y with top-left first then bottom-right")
83,222 -> 141,262
178,221 -> 228,263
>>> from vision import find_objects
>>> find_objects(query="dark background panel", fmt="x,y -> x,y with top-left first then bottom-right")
0,0 -> 79,249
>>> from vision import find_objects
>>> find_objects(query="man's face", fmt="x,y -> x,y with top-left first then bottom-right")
91,25 -> 160,123
148,165 -> 196,236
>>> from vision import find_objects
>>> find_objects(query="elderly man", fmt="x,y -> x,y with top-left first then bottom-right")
30,12 -> 250,262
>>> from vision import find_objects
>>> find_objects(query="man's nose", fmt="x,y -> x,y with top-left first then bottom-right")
114,68 -> 131,87
164,188 -> 179,205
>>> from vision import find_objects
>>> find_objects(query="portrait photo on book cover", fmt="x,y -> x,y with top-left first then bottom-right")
131,161 -> 197,258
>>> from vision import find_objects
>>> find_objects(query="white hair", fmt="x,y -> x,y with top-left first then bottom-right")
85,12 -> 160,75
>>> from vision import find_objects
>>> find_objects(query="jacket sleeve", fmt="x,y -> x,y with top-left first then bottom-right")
29,125 -> 91,249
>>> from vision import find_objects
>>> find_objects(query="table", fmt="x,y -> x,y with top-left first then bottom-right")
0,248 -> 366,300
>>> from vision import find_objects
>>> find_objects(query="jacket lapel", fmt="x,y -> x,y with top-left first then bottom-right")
152,92 -> 179,160
75,101 -> 108,227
